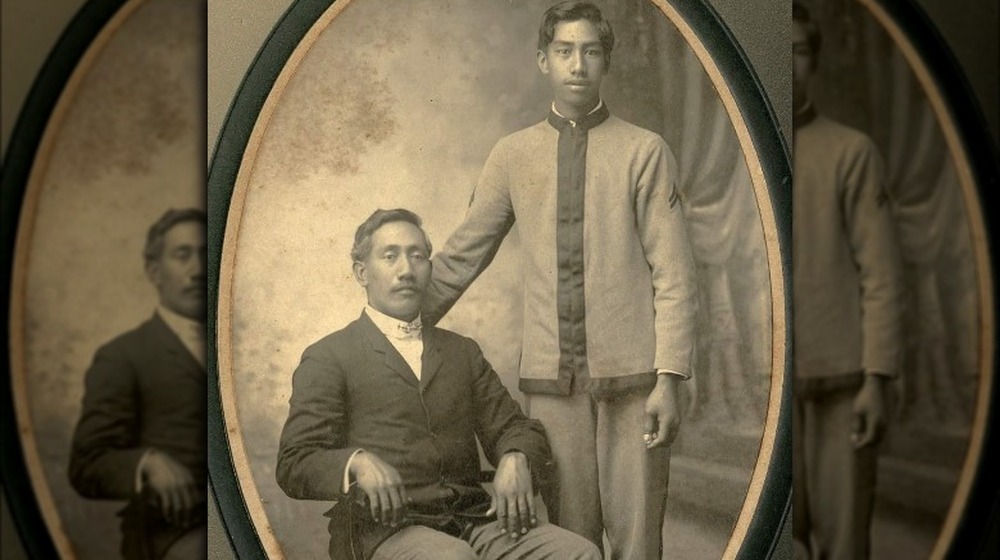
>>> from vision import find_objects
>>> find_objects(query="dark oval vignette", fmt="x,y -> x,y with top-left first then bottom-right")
0,1 -> 128,558
866,0 -> 1000,557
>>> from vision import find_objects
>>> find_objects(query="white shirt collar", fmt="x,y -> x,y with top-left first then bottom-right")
551,98 -> 604,120
365,305 -> 422,339
158,304 -> 203,338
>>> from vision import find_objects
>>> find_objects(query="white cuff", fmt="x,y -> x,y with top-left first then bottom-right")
135,448 -> 155,493
656,369 -> 690,380
342,449 -> 365,494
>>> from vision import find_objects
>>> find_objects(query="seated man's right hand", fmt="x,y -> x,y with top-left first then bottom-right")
141,449 -> 201,527
350,451 -> 408,527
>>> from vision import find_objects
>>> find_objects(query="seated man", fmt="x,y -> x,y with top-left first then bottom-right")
69,208 -> 207,560
276,209 -> 600,560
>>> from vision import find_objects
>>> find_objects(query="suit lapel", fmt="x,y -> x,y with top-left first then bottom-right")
358,312 -> 420,388
147,313 -> 205,381
419,327 -> 444,390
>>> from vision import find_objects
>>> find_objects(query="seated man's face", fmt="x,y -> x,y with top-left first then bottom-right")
149,220 -> 207,321
355,221 -> 431,321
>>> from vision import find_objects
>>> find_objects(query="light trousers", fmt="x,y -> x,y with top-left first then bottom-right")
526,390 -> 670,560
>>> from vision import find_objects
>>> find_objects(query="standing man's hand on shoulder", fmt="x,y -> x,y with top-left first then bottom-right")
489,451 -> 537,539
141,449 -> 201,527
644,374 -> 681,449
852,374 -> 891,448
350,451 -> 408,526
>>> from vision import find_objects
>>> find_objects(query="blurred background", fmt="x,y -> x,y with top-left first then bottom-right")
222,1 -> 773,558
2,0 -> 203,557
798,0 -> 993,558
4,0 -> 996,559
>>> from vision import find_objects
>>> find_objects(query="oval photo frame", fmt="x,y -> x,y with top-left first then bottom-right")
846,0 -> 998,557
208,1 -> 792,559
3,0 -> 205,557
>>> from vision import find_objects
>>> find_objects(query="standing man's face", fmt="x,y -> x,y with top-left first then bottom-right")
537,19 -> 608,119
792,20 -> 814,112
353,221 -> 432,322
148,221 -> 207,321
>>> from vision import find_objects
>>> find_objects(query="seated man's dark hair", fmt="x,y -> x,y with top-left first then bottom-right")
143,208 -> 206,265
792,2 -> 822,69
351,208 -> 433,262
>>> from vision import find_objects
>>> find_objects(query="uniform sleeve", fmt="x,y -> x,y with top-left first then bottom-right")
467,340 -> 551,482
69,345 -> 149,500
841,137 -> 903,375
635,138 -> 699,376
276,345 -> 361,500
422,141 -> 516,325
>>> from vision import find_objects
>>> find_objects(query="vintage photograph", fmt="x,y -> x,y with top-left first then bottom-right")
792,1 -> 993,559
214,0 -> 788,558
5,0 -> 206,558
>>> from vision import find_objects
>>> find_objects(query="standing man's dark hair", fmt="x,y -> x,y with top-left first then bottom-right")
537,1 -> 615,66
792,2 -> 822,69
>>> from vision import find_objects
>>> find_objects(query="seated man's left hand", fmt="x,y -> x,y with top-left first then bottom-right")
488,451 -> 537,539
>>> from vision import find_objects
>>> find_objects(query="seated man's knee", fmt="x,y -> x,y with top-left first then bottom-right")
558,532 -> 602,560
436,539 -> 478,560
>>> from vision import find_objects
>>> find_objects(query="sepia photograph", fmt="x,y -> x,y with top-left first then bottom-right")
211,0 -> 789,558
3,0 -> 207,558
792,0 -> 996,559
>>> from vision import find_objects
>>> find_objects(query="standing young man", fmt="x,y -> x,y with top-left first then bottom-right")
791,3 -> 903,558
423,3 -> 698,557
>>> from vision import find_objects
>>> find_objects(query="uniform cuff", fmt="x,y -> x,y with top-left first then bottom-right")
657,368 -> 690,380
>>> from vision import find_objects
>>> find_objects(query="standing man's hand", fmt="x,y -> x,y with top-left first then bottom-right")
350,451 -> 408,526
852,375 -> 890,448
644,374 -> 681,449
488,451 -> 537,539
141,449 -> 201,527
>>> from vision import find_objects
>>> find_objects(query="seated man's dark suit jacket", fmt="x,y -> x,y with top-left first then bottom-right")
69,313 -> 207,560
276,311 -> 550,559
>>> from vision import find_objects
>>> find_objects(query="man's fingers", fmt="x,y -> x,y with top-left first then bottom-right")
486,496 -> 497,517
505,496 -> 520,538
642,411 -> 657,445
526,488 -> 538,527
387,486 -> 404,526
367,491 -> 380,522
516,495 -> 531,534
378,489 -> 393,525
495,495 -> 507,531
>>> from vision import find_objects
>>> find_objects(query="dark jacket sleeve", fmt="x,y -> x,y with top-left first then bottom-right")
276,343 -> 361,500
466,339 -> 551,482
69,344 -> 147,500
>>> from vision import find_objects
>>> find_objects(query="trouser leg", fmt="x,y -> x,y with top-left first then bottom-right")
371,526 -> 477,560
597,390 -> 669,560
468,521 -> 602,559
524,392 -> 603,549
802,388 -> 878,560
793,396 -> 812,558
